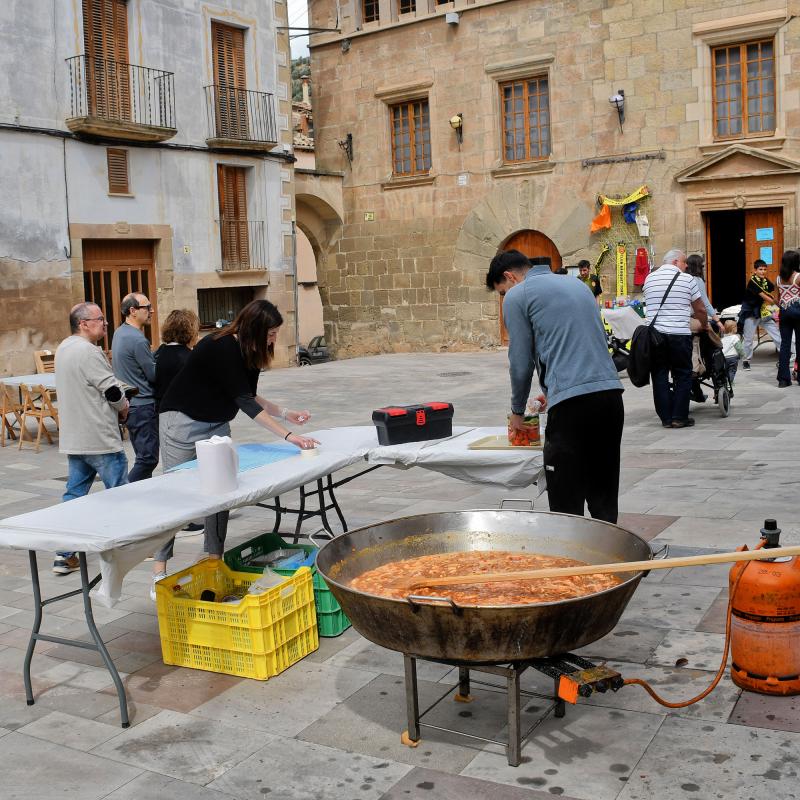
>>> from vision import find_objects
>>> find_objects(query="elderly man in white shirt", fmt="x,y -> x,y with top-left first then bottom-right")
642,249 -> 708,428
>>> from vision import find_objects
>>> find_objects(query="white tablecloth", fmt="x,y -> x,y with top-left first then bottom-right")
602,307 -> 644,340
0,426 -> 543,605
2,374 -> 57,389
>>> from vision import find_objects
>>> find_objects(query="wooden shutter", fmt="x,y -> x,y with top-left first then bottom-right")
217,165 -> 250,269
212,22 -> 248,139
106,148 -> 129,194
83,0 -> 130,120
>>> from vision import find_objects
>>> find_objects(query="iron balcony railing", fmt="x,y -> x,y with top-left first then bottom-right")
216,219 -> 267,271
204,85 -> 277,144
67,54 -> 176,129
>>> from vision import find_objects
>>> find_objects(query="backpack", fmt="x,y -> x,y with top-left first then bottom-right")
627,272 -> 680,387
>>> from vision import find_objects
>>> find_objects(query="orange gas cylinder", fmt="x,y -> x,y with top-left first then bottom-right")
729,520 -> 800,696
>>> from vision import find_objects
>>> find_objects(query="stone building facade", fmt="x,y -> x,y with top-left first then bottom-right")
308,0 -> 800,355
0,0 -> 297,375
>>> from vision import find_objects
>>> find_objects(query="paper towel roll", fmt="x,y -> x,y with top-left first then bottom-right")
196,436 -> 239,494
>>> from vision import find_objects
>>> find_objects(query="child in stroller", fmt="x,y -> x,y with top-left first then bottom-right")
690,324 -> 733,417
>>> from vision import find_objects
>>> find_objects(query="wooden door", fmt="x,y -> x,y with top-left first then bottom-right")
498,230 -> 562,344
82,240 -> 157,351
83,0 -> 130,120
744,208 -> 783,287
211,22 -> 248,139
217,165 -> 250,270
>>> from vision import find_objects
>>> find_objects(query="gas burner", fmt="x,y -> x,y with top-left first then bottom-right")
401,652 -> 623,766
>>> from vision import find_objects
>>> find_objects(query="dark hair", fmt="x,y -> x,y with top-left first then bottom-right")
485,249 -> 531,289
214,299 -> 283,370
754,259 -> 767,269
555,267 -> 568,275
161,309 -> 200,346
577,260 -> 591,270
685,254 -> 705,279
779,249 -> 800,282
120,293 -> 144,318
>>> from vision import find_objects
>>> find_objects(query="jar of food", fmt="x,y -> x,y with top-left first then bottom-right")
508,414 -> 540,446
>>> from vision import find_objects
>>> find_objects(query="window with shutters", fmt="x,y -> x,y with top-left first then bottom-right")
83,0 -> 130,121
390,99 -> 431,176
211,21 -> 248,140
500,76 -> 551,163
712,39 -> 776,140
197,287 -> 255,329
363,0 -> 379,24
217,165 -> 251,270
106,148 -> 130,194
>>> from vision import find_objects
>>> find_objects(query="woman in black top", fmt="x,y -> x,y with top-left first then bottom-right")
153,309 -> 200,408
151,300 -> 318,595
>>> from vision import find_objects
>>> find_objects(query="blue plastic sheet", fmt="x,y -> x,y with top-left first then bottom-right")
171,443 -> 299,473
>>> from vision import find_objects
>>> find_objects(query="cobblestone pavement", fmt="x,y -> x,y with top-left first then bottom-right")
1,346 -> 799,800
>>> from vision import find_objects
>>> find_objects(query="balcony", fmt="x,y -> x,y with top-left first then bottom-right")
216,219 -> 267,273
204,85 -> 278,150
66,55 -> 177,142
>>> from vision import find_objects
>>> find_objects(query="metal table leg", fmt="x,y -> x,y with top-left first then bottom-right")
507,665 -> 521,767
404,654 -> 420,742
23,550 -> 130,728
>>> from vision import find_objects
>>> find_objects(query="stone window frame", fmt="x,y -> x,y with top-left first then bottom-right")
484,54 -> 556,177
375,79 -> 437,189
689,10 -> 792,153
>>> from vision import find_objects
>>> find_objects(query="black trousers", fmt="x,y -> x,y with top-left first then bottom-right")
543,389 -> 624,524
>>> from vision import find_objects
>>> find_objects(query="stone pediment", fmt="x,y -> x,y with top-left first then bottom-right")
674,145 -> 800,184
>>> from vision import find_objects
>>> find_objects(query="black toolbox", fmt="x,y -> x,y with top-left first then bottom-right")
372,402 -> 454,445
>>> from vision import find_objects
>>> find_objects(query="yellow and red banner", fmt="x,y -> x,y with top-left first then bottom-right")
599,185 -> 650,207
616,244 -> 627,297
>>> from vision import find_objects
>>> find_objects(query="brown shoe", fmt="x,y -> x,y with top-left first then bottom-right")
671,418 -> 696,428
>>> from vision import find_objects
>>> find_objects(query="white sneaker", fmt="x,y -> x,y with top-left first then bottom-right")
150,573 -> 167,602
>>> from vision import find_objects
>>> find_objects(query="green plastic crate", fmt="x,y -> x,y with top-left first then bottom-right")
225,532 -> 351,637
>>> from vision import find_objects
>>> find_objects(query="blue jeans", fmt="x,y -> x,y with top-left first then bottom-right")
651,333 -> 693,424
778,303 -> 800,383
126,402 -> 159,482
57,451 -> 129,558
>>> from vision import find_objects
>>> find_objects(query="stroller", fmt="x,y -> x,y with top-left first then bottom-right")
603,314 -> 631,373
691,327 -> 733,417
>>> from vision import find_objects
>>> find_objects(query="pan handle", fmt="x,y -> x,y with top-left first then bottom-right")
308,528 -> 334,549
406,594 -> 464,616
499,498 -> 534,510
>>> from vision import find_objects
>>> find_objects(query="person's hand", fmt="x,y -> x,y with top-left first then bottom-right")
118,400 -> 130,423
287,432 -> 320,450
533,393 -> 548,413
508,413 -> 527,434
286,409 -> 311,425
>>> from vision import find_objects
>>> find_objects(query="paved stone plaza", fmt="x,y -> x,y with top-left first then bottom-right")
1,348 -> 799,800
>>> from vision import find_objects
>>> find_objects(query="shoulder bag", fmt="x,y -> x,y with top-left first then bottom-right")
627,272 -> 681,387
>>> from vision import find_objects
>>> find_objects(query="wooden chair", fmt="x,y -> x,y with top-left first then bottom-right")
34,350 -> 55,374
18,383 -> 59,453
1,382 -> 23,446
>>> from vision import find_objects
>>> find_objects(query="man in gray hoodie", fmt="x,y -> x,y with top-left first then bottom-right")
486,250 -> 624,523
53,303 -> 129,574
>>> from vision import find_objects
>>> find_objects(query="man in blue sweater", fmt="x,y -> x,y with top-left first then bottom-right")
486,250 -> 624,523
112,293 -> 158,481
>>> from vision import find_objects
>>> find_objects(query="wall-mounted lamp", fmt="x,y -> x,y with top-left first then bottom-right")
337,133 -> 353,164
449,113 -> 463,146
609,89 -> 625,133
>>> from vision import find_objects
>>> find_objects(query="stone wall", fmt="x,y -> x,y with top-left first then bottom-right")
309,0 -> 800,357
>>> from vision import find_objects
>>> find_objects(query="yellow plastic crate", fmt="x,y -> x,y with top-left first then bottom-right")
155,560 -> 318,680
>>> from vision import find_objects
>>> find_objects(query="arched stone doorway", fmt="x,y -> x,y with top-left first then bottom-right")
498,229 -> 563,344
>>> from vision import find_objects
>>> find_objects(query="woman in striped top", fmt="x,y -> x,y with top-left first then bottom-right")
777,249 -> 800,387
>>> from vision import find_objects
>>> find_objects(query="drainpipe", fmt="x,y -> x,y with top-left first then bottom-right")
291,219 -> 300,364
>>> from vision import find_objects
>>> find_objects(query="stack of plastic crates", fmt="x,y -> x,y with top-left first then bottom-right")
224,532 -> 351,637
155,559 -> 318,680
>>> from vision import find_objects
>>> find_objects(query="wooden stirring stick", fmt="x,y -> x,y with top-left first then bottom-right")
400,546 -> 800,592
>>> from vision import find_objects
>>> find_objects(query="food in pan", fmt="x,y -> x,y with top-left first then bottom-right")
350,550 -> 622,605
